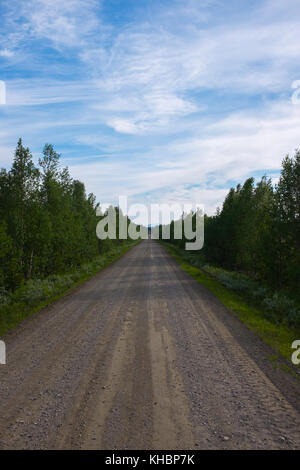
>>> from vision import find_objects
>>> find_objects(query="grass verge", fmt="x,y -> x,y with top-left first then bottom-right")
0,240 -> 140,337
161,242 -> 300,374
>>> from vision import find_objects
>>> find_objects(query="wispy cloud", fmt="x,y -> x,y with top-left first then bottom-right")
0,49 -> 14,58
1,0 -> 104,48
0,0 -> 300,213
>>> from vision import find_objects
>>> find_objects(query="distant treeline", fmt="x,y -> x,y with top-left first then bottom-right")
0,139 -> 128,292
161,149 -> 300,295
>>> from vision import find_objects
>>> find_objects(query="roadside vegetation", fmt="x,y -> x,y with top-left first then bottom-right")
159,149 -> 300,365
162,242 -> 299,370
0,139 -> 139,336
0,240 -> 138,337
159,149 -> 300,328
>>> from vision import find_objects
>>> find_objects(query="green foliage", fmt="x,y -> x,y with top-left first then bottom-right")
0,139 -> 135,294
0,287 -> 9,308
167,242 -> 300,327
160,149 -> 300,326
0,240 -> 138,336
163,242 -> 300,367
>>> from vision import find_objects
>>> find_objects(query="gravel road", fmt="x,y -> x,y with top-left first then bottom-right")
0,239 -> 299,449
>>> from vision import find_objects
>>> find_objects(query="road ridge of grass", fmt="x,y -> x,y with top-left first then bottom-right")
161,242 -> 300,377
0,240 -> 141,337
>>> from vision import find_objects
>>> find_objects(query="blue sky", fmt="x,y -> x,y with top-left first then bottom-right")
0,0 -> 300,213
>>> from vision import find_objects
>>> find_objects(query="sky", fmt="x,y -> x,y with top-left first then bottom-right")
0,0 -> 300,215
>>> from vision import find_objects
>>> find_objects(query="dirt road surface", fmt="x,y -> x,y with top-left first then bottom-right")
0,239 -> 299,449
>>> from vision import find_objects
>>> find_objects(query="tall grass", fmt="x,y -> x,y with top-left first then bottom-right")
164,242 -> 300,329
0,241 -> 139,336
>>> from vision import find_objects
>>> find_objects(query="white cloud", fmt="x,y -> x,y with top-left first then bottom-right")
1,0 -> 300,215
107,118 -> 143,135
1,0 -> 104,49
0,49 -> 14,58
67,97 -> 300,214
0,145 -> 16,167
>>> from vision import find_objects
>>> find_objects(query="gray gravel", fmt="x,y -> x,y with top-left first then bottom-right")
0,239 -> 299,449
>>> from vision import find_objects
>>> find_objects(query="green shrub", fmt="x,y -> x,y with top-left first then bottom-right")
0,287 -> 10,307
262,292 -> 300,325
186,255 -> 300,329
17,279 -> 47,304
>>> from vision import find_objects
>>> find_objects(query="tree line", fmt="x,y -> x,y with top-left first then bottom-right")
161,149 -> 300,296
1,140 -> 299,299
0,139 -> 127,293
